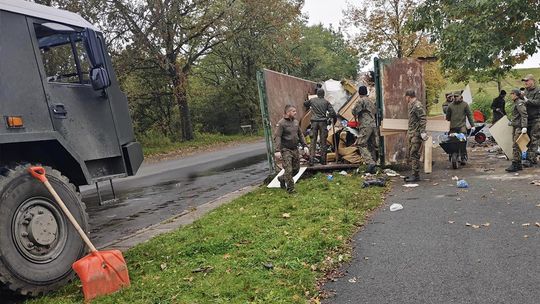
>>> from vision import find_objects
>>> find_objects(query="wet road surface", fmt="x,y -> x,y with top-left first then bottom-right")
83,141 -> 269,247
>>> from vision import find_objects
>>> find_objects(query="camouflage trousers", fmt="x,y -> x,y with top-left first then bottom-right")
527,120 -> 540,162
278,148 -> 300,191
310,121 -> 328,164
406,133 -> 422,175
512,127 -> 522,163
355,126 -> 377,166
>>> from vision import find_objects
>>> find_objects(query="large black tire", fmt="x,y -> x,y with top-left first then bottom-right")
0,165 -> 88,296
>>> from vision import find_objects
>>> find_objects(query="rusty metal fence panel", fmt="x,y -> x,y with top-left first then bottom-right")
377,58 -> 426,165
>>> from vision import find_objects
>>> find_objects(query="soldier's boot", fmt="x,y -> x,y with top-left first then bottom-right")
320,154 -> 327,165
505,162 -> 522,172
278,176 -> 286,189
365,164 -> 377,174
404,173 -> 420,182
523,159 -> 533,168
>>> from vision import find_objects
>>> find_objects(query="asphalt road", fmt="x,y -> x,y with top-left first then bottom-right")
324,143 -> 539,304
82,141 -> 269,247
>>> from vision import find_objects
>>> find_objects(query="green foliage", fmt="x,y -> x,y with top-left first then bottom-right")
470,92 -> 494,122
291,25 -> 359,81
413,0 -> 540,83
28,173 -> 386,303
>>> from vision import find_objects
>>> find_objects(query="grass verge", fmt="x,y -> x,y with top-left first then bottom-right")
28,173 -> 386,304
141,131 -> 263,159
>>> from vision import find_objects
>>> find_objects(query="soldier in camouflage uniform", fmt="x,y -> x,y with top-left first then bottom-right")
404,90 -> 427,182
352,85 -> 378,173
506,89 -> 528,172
304,88 -> 336,166
274,105 -> 308,194
522,74 -> 540,167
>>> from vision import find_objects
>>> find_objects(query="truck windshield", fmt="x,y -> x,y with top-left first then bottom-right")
34,23 -> 91,85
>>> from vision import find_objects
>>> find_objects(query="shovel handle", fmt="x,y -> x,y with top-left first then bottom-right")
28,167 -> 98,253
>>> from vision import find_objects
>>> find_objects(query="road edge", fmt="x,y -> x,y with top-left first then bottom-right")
98,185 -> 259,251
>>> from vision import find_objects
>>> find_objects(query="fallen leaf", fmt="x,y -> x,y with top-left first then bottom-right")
433,183 -> 439,186
466,223 -> 472,226
310,265 -> 317,271
223,254 -> 231,260
263,263 -> 274,270
472,225 -> 480,229
283,230 -> 289,235
160,263 -> 167,270
348,277 -> 357,283
524,235 -> 529,238
456,198 -> 462,201
282,213 -> 291,219
536,204 -> 540,207
522,223 -> 530,227
183,277 -> 194,282
448,221 -> 455,224
535,222 -> 540,227
482,223 -> 490,227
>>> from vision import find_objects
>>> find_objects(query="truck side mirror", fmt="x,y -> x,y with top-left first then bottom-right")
90,67 -> 111,91
84,28 -> 111,91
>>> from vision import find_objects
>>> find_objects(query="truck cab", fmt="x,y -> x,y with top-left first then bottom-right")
0,0 -> 143,295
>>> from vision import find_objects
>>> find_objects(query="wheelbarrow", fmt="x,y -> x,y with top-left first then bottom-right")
439,133 -> 468,169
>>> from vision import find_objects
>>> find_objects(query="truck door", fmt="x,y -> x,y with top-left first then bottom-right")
29,21 -> 123,177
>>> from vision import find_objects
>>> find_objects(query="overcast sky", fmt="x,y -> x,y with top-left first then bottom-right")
302,0 -> 540,69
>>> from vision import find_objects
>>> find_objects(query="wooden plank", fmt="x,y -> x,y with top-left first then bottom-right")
424,135 -> 433,173
267,167 -> 307,188
488,116 -> 513,159
381,118 -> 450,132
517,133 -> 530,153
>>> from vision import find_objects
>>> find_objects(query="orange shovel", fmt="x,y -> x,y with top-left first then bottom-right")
29,167 -> 130,301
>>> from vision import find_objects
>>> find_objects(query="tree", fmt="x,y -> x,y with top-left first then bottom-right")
191,0 -> 304,133
291,25 -> 359,81
413,0 -> 540,84
342,0 -> 424,64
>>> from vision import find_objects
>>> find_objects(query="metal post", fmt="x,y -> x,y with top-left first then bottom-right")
257,69 -> 276,174
109,179 -> 116,200
374,57 -> 386,167
95,182 -> 103,206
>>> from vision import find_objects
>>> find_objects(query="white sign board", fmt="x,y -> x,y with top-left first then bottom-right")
488,116 -> 513,159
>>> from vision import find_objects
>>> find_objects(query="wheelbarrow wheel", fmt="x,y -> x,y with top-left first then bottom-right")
451,153 -> 459,169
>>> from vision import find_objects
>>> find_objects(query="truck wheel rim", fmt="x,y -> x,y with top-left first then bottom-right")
12,197 -> 68,264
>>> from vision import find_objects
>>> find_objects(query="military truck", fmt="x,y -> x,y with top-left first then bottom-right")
0,0 -> 143,295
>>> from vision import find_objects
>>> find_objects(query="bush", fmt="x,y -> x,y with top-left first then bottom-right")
470,92 -> 494,122
137,130 -> 173,150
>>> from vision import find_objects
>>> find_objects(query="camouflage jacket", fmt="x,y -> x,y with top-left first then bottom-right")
511,98 -> 528,128
274,117 -> 306,151
304,97 -> 336,122
446,100 -> 474,131
407,99 -> 427,135
352,96 -> 376,128
525,86 -> 540,123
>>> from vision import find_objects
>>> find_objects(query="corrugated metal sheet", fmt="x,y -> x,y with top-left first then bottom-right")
379,58 -> 426,164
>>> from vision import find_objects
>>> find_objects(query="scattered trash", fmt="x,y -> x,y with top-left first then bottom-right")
192,266 -> 214,273
514,173 -> 519,176
363,257 -> 370,260
482,223 -> 490,227
282,213 -> 291,219
465,223 -> 471,226
524,235 -> 529,238
338,171 -> 348,176
263,263 -> 274,270
389,203 -> 404,212
530,180 -> 540,186
472,225 -> 480,229
402,184 -> 419,188
433,183 -> 439,186
522,223 -> 530,227
456,198 -> 462,201
448,221 -> 455,224
535,222 -> 540,227
452,176 -> 459,181
482,168 -> 495,172
348,277 -> 357,283
457,180 -> 469,188
327,174 -> 334,181
383,169 -> 399,177
497,155 -> 507,159
362,178 -> 386,188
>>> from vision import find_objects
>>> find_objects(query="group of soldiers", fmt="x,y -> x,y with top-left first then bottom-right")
274,73 -> 540,193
